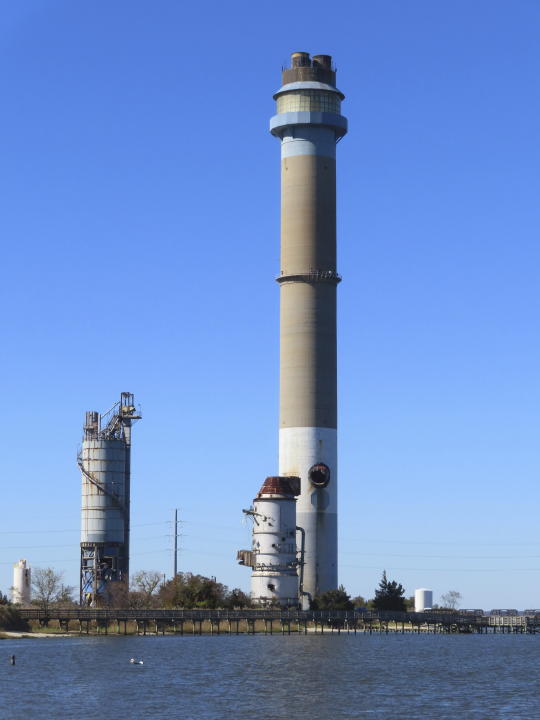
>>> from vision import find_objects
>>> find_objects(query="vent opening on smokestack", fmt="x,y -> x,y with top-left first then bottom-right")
291,52 -> 310,68
312,54 -> 332,70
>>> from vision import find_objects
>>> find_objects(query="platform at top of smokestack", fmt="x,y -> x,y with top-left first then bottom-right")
282,52 -> 336,87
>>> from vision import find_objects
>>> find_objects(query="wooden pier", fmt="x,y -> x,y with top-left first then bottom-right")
16,608 -> 540,635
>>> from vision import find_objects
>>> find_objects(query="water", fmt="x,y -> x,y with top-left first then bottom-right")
1,633 -> 540,719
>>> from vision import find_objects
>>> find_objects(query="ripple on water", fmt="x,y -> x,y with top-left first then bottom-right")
0,634 -> 539,719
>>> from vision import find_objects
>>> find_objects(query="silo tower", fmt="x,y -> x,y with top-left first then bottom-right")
238,476 -> 302,607
78,392 -> 141,605
12,559 -> 31,605
271,52 -> 347,600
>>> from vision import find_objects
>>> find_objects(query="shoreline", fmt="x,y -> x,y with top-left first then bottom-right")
1,627 -> 523,638
0,631 -> 74,639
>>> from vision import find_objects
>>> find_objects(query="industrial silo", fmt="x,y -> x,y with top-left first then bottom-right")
11,559 -> 31,605
415,588 -> 433,612
78,392 -> 140,605
239,476 -> 302,607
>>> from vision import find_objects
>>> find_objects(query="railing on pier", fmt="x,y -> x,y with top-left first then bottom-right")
17,607 -> 488,626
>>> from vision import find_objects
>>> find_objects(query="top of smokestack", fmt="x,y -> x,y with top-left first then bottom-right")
282,52 -> 336,87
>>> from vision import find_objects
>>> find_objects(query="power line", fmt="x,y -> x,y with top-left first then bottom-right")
344,538 -> 540,547
1,534 -> 169,550
0,521 -> 169,535
0,548 -> 172,566
341,563 -> 540,573
3,519 -> 540,549
340,551 -> 540,560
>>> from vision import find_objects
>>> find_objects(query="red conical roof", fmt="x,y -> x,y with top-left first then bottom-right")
257,476 -> 301,497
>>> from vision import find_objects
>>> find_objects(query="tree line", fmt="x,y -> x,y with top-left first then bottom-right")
105,571 -> 252,610
314,573 -> 461,612
2,567 -> 461,613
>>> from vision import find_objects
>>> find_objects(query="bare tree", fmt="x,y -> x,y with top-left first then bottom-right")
440,590 -> 462,610
31,568 -> 64,613
55,583 -> 76,607
131,570 -> 163,608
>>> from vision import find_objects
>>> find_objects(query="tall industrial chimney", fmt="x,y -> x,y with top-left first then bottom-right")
271,52 -> 347,602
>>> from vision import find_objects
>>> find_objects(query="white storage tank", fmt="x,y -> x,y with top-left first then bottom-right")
415,588 -> 433,612
249,476 -> 300,606
80,437 -> 127,546
12,559 -> 31,605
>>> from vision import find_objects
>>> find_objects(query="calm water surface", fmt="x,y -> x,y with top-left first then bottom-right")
1,634 -> 539,719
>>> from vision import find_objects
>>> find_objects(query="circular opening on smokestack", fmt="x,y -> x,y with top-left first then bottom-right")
309,463 -> 330,488
312,54 -> 332,70
291,52 -> 310,68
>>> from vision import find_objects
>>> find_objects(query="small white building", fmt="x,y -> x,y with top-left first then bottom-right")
12,559 -> 31,605
414,588 -> 433,612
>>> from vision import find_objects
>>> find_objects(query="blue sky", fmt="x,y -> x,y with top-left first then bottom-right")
1,0 -> 539,609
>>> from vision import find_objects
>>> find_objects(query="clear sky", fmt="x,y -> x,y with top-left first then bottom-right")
1,0 -> 539,609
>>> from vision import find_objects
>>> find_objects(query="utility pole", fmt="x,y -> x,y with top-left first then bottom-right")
173,508 -> 180,578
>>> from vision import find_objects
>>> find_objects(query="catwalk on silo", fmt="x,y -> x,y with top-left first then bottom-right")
271,52 -> 347,602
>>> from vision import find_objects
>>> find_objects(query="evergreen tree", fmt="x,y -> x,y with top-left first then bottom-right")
372,570 -> 407,612
0,606 -> 29,631
226,588 -> 252,609
351,595 -> 370,610
312,585 -> 354,610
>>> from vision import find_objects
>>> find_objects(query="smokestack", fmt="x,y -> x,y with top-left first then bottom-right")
270,52 -> 347,599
